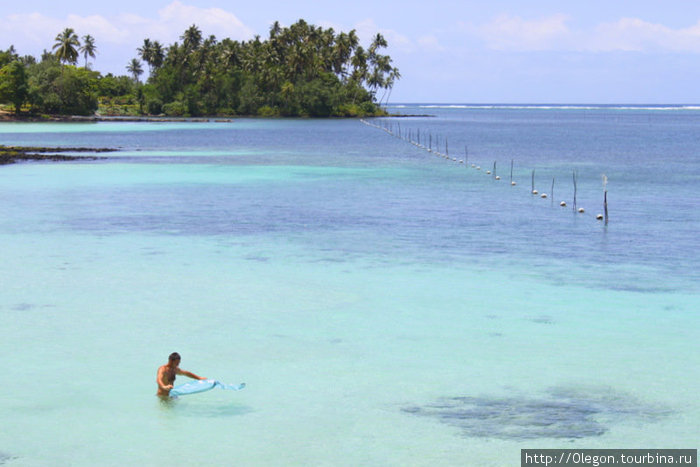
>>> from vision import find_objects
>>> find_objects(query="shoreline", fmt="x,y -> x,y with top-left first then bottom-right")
0,111 -> 430,123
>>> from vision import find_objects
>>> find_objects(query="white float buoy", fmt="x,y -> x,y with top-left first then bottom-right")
532,190 -> 538,195
495,176 -> 501,180
511,181 -> 516,186
560,201 -> 567,207
486,170 -> 491,175
476,166 -> 481,170
540,193 -> 547,198
578,207 -> 585,213
596,214 -> 604,220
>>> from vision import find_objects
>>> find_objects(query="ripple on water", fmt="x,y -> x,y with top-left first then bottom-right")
528,315 -> 555,324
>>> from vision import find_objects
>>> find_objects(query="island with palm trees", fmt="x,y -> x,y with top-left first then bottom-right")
0,20 -> 399,119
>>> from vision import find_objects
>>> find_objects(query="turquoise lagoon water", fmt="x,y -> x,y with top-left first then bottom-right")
0,105 -> 698,466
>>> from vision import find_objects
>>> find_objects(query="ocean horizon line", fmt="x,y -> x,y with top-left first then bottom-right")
387,103 -> 700,110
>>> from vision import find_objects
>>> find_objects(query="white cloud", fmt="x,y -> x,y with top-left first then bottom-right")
1,13 -> 66,49
155,1 -> 254,41
417,35 -> 444,51
467,13 -> 700,53
591,17 -> 700,52
0,1 -> 254,51
65,14 -> 132,44
354,18 -> 413,52
474,14 -> 571,51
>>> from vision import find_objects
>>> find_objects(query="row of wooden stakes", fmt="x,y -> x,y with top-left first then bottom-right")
360,119 -> 609,224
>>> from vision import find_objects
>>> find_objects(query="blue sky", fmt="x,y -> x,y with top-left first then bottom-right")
2,0 -> 700,103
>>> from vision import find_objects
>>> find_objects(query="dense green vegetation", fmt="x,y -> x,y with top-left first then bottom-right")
0,20 -> 399,118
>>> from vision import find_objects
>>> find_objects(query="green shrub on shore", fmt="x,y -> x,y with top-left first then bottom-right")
162,100 -> 188,117
0,60 -> 28,114
257,106 -> 279,117
24,54 -> 99,116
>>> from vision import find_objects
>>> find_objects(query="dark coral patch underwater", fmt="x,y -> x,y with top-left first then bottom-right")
403,386 -> 671,440
0,452 -> 14,465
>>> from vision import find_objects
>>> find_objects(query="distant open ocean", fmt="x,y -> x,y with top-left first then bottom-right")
397,103 -> 700,110
1,104 -> 697,466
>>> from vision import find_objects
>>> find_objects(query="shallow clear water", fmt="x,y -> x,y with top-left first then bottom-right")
1,106 -> 698,466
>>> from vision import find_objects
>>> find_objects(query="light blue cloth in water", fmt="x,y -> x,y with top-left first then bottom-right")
170,379 -> 246,397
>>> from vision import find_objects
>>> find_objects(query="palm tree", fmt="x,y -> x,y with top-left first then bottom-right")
79,34 -> 97,69
181,25 -> 202,52
332,32 -> 350,78
381,67 -> 401,106
350,45 -> 369,104
350,46 -> 368,85
269,21 -> 282,40
126,58 -> 143,82
150,41 -> 165,71
220,39 -> 241,68
368,33 -> 388,56
137,39 -> 153,71
53,28 -> 80,65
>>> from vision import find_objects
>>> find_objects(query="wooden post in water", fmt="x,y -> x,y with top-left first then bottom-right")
510,159 -> 514,184
465,145 -> 468,165
445,138 -> 449,157
531,170 -> 535,194
603,174 -> 609,224
604,191 -> 609,224
493,161 -> 497,178
551,177 -> 555,205
573,170 -> 578,212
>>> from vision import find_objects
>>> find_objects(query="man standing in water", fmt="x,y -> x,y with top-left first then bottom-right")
156,352 -> 206,397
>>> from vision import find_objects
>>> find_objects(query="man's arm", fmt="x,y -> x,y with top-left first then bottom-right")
177,368 -> 206,380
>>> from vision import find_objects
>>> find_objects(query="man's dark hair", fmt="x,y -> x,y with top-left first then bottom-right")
169,352 -> 181,362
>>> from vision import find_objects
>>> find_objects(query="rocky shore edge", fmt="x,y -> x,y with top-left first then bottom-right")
0,145 -> 117,165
